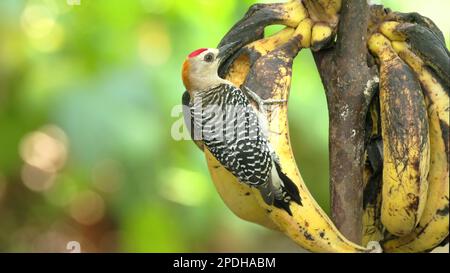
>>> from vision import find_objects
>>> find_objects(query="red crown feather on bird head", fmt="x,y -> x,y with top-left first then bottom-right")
188,48 -> 208,58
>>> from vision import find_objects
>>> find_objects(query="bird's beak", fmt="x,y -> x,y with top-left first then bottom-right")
217,41 -> 241,65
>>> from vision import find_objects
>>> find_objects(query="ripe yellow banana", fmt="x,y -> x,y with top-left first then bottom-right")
381,42 -> 449,252
368,33 -> 430,237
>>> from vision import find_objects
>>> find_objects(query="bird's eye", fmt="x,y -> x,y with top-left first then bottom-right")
204,53 -> 214,63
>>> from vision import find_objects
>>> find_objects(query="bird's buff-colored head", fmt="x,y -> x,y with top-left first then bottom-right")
181,42 -> 240,95
182,48 -> 221,95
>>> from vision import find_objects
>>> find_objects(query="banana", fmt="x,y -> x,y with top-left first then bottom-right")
362,97 -> 385,246
295,18 -> 314,48
300,0 -> 340,51
317,0 -> 342,21
386,11 -> 446,45
227,28 -> 297,90
379,21 -> 405,41
379,21 -> 450,88
311,22 -> 334,51
218,0 -> 308,65
303,0 -> 341,27
368,33 -> 430,237
276,0 -> 310,27
204,149 -> 279,230
381,42 -> 449,253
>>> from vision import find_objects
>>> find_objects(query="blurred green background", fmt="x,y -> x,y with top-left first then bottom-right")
0,0 -> 448,252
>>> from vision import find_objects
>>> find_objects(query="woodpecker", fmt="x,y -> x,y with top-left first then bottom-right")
181,43 -> 301,215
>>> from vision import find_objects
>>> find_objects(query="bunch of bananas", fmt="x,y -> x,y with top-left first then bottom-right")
182,0 -> 448,253
363,15 -> 449,253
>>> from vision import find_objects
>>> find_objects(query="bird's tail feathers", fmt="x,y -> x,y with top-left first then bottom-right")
258,162 -> 302,216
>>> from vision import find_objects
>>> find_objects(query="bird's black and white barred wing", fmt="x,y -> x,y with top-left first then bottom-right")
190,84 -> 273,187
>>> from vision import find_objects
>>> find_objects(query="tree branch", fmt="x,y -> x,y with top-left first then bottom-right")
335,0 -> 370,63
312,0 -> 378,244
